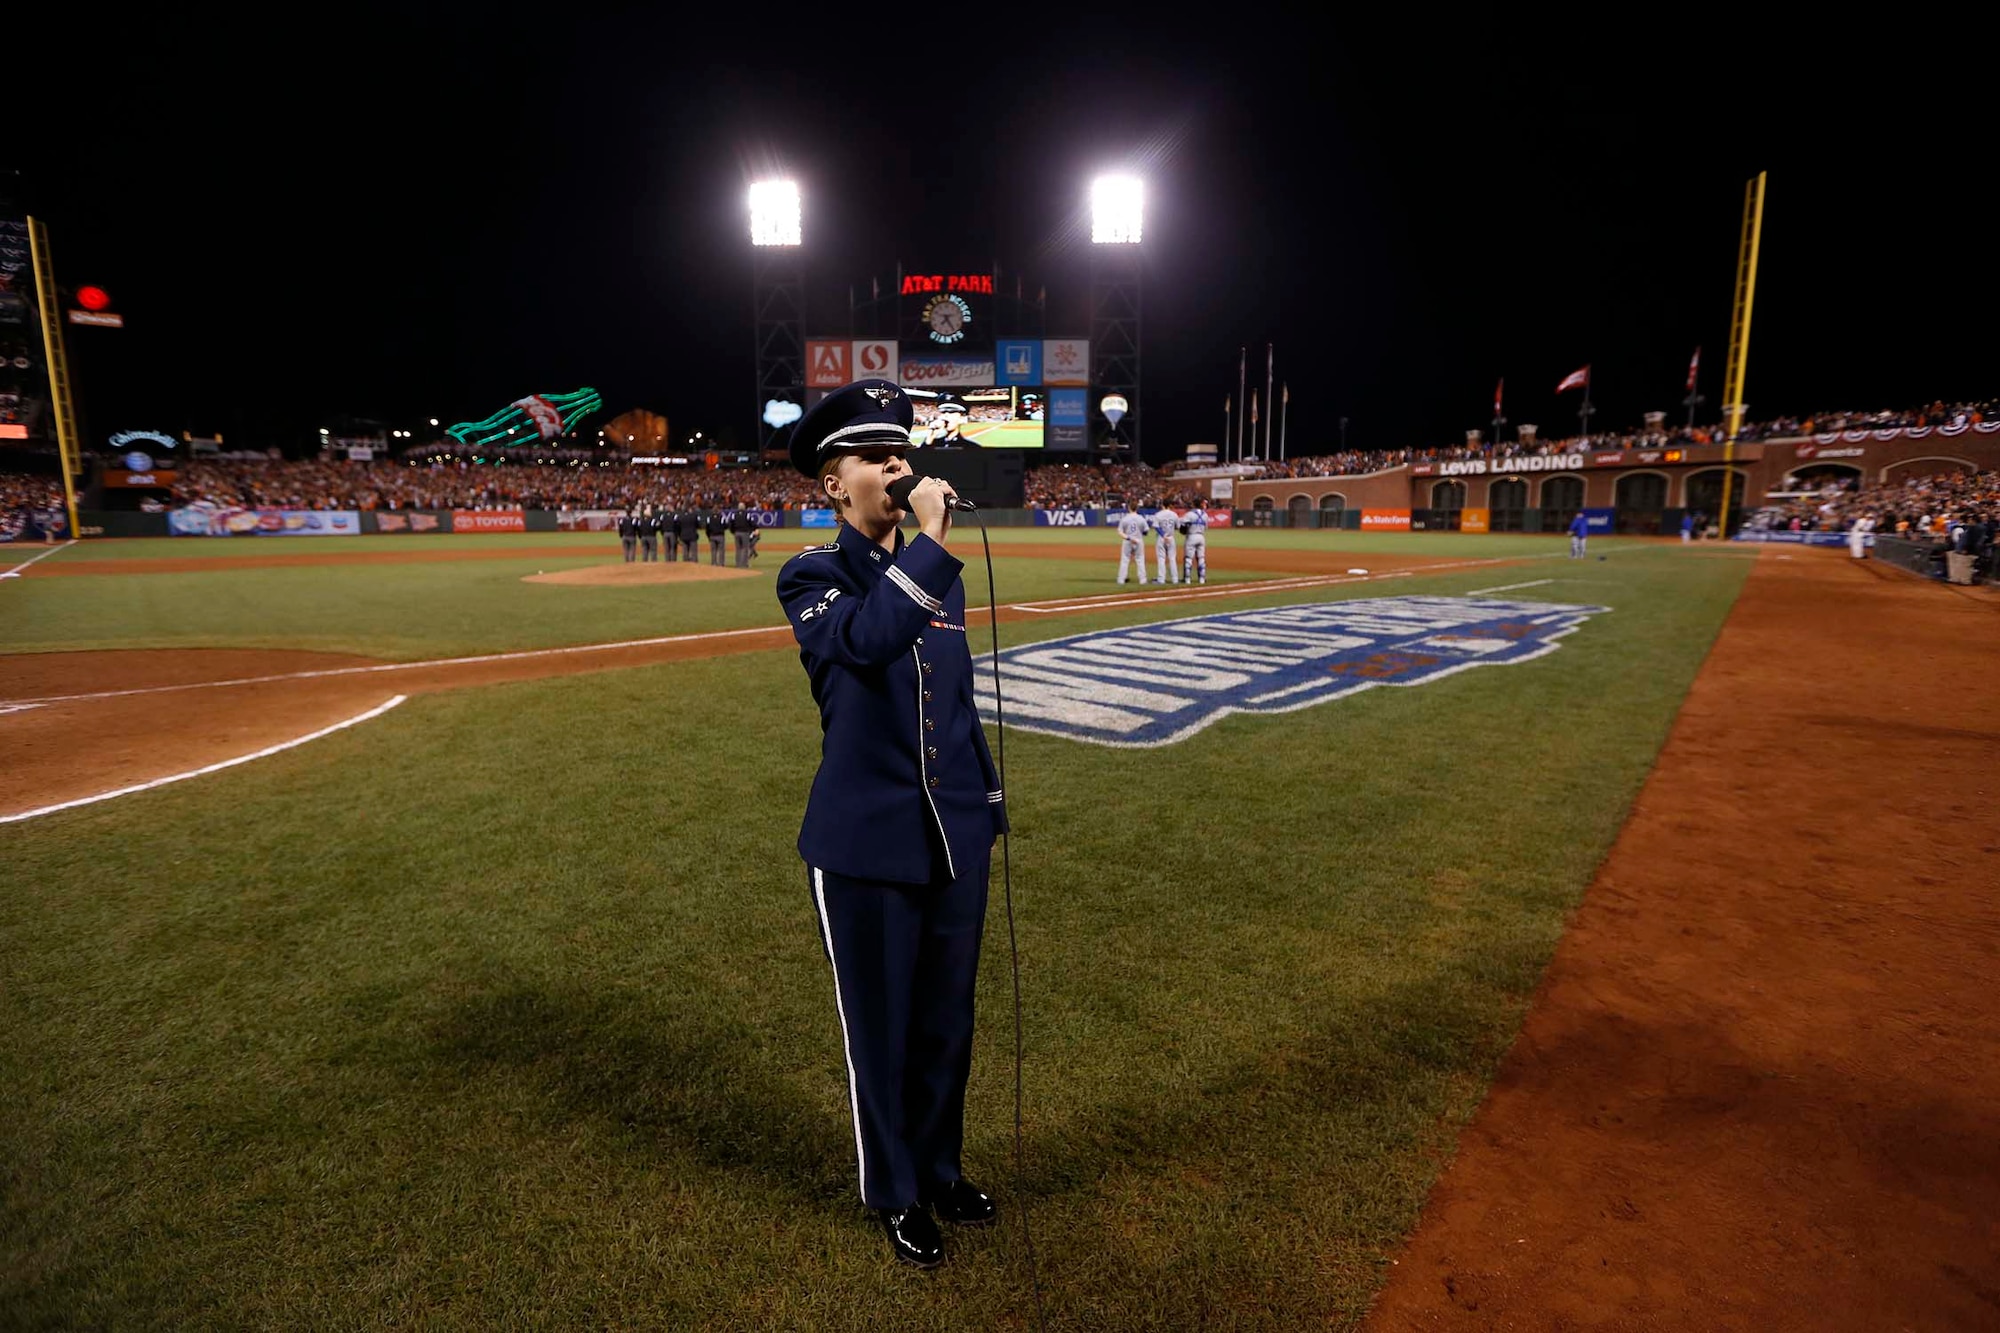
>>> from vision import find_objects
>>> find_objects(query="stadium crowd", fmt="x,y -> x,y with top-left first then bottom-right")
0,473 -> 67,542
169,458 -> 825,513
1749,467 -> 2000,540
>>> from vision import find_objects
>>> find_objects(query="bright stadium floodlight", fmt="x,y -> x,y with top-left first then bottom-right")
1091,175 -> 1144,244
749,180 -> 802,247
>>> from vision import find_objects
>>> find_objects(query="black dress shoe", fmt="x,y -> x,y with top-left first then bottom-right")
877,1205 -> 944,1268
924,1179 -> 996,1226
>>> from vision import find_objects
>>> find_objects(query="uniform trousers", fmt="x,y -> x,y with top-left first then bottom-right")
1118,538 -> 1148,584
709,537 -> 725,565
1155,537 -> 1178,583
680,537 -> 698,561
622,536 -> 637,562
1184,536 -> 1206,582
808,851 -> 988,1210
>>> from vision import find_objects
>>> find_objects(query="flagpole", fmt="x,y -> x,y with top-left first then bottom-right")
1250,389 -> 1258,459
1236,347 -> 1247,463
1279,383 -> 1288,461
1263,344 -> 1275,460
1224,395 -> 1233,459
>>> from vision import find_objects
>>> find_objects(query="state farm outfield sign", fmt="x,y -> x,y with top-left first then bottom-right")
975,595 -> 1609,747
1409,455 -> 1585,477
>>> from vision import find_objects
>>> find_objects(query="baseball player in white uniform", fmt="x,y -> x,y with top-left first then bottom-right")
1150,504 -> 1180,584
1116,509 -> 1151,584
1847,513 -> 1873,559
1180,505 -> 1209,584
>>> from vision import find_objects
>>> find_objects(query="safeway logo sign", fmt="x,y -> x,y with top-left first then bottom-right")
854,340 -> 897,379
975,595 -> 1609,747
806,340 -> 851,387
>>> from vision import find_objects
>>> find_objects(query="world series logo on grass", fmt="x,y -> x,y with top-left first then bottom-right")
975,595 -> 1610,747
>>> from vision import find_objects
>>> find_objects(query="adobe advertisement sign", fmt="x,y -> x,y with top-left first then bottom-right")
806,340 -> 851,388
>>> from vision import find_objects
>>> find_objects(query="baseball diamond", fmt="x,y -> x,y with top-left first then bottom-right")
3,522 -> 1993,1329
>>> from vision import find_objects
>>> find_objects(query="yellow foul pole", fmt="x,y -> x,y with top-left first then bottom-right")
27,216 -> 84,542
1718,172 -> 1767,533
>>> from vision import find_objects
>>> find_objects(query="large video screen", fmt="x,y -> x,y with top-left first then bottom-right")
912,387 -> 1045,450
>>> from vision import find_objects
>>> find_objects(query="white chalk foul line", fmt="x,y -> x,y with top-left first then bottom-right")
0,695 -> 408,825
1466,578 -> 1555,595
1,539 -> 77,579
3,622 -> 800,707
1,549 -> 1580,708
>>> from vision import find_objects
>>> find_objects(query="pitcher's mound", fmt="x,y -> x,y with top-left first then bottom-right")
524,563 -> 761,587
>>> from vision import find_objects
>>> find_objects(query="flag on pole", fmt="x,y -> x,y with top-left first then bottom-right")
1494,378 -> 1504,415
1686,346 -> 1701,392
1282,383 -> 1289,406
1251,390 -> 1259,424
1225,394 -> 1232,413
1556,365 -> 1590,393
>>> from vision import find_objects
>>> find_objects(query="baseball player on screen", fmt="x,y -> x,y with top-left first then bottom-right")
1181,504 -> 1209,584
1150,502 -> 1180,584
1116,508 -> 1151,584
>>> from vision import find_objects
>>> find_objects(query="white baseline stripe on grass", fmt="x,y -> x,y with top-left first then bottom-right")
1465,578 -> 1555,595
0,695 -> 407,825
3,548 -> 1589,708
1,539 -> 77,579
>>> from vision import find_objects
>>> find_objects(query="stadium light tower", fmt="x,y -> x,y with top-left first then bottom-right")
749,179 -> 806,455
1089,174 -> 1143,457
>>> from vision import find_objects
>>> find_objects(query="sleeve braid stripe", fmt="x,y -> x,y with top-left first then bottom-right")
885,564 -> 944,614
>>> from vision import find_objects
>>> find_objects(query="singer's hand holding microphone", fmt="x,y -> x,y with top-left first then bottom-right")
886,473 -> 976,545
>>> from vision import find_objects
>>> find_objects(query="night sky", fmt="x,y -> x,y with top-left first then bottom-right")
14,9 -> 1992,464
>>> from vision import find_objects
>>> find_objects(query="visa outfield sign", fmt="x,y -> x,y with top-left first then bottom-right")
974,595 -> 1609,747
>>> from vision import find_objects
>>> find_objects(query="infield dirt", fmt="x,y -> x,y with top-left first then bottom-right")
1364,548 -> 2000,1331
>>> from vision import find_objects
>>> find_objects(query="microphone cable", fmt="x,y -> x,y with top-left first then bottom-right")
975,514 -> 1049,1333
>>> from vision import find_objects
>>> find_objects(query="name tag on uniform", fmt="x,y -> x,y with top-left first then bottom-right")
928,618 -> 966,633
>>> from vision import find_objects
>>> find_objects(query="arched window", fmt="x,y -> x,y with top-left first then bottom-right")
1541,475 -> 1583,532
1684,468 -> 1750,522
1489,478 -> 1528,532
1614,473 -> 1669,534
1318,492 -> 1346,511
1429,480 -> 1466,531
1252,495 -> 1275,511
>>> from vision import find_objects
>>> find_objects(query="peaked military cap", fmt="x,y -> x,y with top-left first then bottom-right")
936,394 -> 968,417
789,378 -> 914,476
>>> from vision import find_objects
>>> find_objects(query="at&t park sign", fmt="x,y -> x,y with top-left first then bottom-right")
1410,454 -> 1585,477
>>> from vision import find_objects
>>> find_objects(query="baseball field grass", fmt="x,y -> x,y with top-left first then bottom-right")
0,533 -> 1753,1328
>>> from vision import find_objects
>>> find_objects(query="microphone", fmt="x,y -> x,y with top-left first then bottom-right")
887,474 -> 978,513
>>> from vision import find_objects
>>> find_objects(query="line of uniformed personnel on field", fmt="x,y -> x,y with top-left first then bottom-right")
617,505 -> 762,566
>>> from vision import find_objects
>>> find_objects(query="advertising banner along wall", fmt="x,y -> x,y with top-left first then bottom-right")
451,510 -> 526,533
169,507 -> 362,537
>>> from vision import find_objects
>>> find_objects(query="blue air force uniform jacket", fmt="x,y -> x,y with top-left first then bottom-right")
777,522 -> 1008,885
